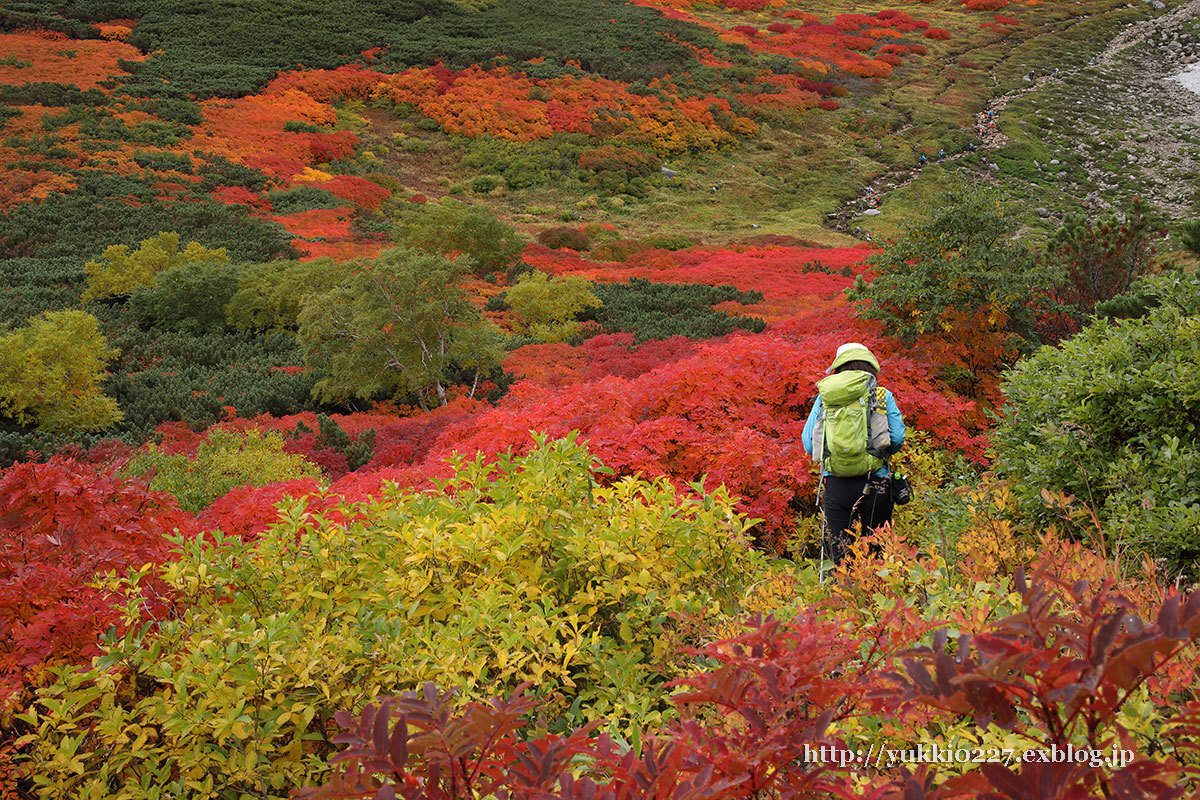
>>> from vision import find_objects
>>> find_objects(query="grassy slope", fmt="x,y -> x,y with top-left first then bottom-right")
348,0 -> 1176,246
854,0 -> 1200,242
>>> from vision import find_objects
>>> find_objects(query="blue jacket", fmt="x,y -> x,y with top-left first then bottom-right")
801,387 -> 906,477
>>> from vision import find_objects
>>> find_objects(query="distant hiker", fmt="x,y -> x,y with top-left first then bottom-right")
1053,67 -> 1060,78
919,154 -> 927,166
967,141 -> 976,152
987,110 -> 994,120
937,149 -> 946,163
1028,68 -> 1036,80
854,225 -> 863,237
802,343 -> 906,566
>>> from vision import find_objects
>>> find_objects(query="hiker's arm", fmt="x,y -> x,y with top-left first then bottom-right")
801,398 -> 822,456
885,391 -> 906,454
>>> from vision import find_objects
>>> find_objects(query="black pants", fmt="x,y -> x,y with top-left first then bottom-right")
823,474 -> 894,564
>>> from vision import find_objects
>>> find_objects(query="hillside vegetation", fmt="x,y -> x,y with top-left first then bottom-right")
1,0 -> 1199,796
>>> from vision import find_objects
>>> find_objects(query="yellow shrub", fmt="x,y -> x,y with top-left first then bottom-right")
19,434 -> 780,798
82,232 -> 229,302
123,427 -> 320,512
955,480 -> 1038,582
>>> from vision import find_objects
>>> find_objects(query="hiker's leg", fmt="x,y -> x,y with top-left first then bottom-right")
859,487 -> 896,557
823,475 -> 867,564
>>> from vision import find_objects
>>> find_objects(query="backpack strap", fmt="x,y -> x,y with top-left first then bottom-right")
864,374 -> 876,452
865,376 -> 891,473
813,399 -> 826,468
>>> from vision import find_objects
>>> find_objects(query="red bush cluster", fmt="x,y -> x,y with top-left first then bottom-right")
0,458 -> 195,706
372,64 -> 756,154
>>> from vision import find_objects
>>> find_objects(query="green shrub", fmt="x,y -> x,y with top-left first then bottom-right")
131,150 -> 194,174
283,119 -> 324,133
123,427 -> 320,512
505,270 -> 600,342
380,0 -> 726,84
586,278 -> 765,342
0,172 -> 291,262
129,96 -> 203,126
0,256 -> 85,325
226,258 -> 350,332
470,175 -> 498,194
194,151 -> 271,192
461,136 -> 583,190
82,232 -> 229,302
994,273 -> 1200,577
127,261 -> 241,332
265,186 -> 345,214
399,136 -> 429,153
577,145 -> 661,195
22,435 -> 775,794
0,82 -> 107,107
0,310 -> 121,435
297,246 -> 502,407
102,326 -> 315,438
399,201 -> 523,276
846,181 -> 1057,347
640,233 -> 694,251
292,413 -> 376,471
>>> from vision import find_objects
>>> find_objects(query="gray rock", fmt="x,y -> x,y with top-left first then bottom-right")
863,208 -> 882,216
661,167 -> 678,178
1049,159 -> 1060,165
1037,207 -> 1051,218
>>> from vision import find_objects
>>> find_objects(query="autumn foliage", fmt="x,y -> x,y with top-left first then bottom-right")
0,458 -> 194,706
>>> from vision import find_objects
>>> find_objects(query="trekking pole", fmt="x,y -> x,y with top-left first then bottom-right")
817,472 -> 827,586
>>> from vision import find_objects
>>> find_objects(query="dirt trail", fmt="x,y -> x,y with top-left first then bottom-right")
824,0 -> 1200,233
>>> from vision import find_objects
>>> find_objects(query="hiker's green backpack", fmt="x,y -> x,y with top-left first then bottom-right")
810,370 -> 891,477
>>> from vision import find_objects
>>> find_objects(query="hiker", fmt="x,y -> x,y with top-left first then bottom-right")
1052,67 -> 1060,79
937,149 -> 946,163
919,154 -> 927,166
967,141 -> 976,152
802,343 -> 906,565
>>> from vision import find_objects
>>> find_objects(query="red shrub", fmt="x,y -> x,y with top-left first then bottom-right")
0,458 -> 195,706
319,175 -> 391,209
197,478 -> 325,539
924,27 -> 951,39
304,130 -> 359,162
